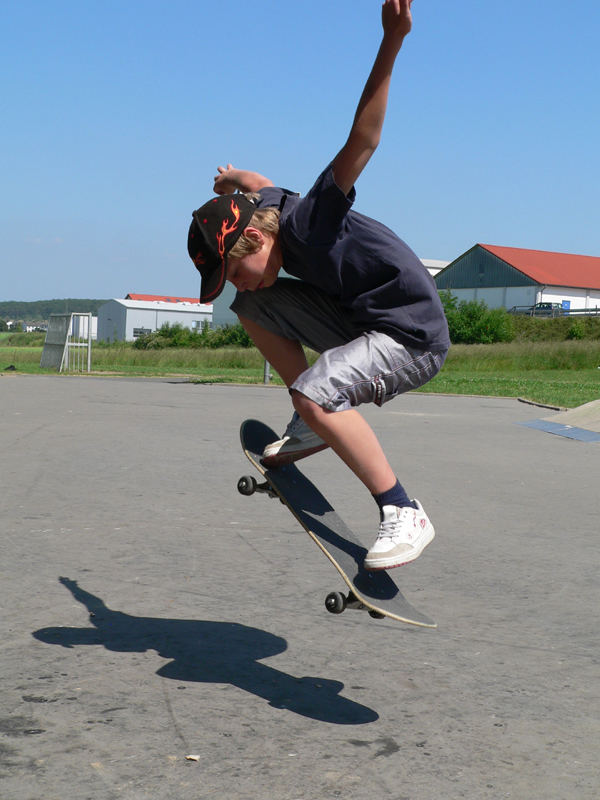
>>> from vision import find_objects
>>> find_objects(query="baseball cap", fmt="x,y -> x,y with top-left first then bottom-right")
187,194 -> 256,303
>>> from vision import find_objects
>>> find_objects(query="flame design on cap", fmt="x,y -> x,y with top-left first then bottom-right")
216,200 -> 242,265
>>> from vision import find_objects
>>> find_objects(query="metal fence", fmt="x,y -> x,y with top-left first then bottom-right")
509,306 -> 600,317
40,313 -> 92,372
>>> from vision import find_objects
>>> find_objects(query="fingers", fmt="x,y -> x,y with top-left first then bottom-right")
382,0 -> 401,13
213,164 -> 236,195
382,0 -> 412,16
381,0 -> 412,35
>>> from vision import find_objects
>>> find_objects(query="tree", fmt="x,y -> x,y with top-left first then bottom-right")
439,291 -> 514,344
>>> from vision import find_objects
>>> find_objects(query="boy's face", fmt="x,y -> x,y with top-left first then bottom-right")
226,230 -> 281,293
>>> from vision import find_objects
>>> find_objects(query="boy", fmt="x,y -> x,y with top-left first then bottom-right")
187,0 -> 450,570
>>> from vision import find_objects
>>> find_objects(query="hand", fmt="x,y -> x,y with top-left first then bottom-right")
213,164 -> 240,195
381,0 -> 413,41
213,166 -> 274,194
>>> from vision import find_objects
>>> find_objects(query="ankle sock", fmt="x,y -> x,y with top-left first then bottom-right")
372,480 -> 416,511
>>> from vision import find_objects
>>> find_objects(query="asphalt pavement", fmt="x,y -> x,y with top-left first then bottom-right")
1,374 -> 598,800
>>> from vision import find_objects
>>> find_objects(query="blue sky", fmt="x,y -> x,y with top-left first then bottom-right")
2,0 -> 599,302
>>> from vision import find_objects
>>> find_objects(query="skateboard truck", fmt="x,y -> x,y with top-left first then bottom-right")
237,474 -> 279,501
238,473 -> 387,620
325,590 -> 385,619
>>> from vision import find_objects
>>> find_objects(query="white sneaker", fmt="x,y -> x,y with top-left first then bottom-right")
364,500 -> 435,570
262,412 -> 329,466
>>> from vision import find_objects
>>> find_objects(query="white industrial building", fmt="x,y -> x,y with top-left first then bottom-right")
70,313 -> 98,340
97,295 -> 212,342
420,258 -> 449,277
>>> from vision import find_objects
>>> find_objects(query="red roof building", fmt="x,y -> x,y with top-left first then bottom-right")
478,245 -> 600,292
435,244 -> 600,312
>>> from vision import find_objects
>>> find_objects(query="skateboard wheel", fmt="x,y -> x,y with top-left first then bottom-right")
368,609 -> 385,619
237,475 -> 257,496
325,592 -> 346,614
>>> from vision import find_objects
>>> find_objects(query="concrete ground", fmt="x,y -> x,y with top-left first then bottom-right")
1,375 -> 598,800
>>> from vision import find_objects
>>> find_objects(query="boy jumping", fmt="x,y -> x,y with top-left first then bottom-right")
187,0 -> 450,570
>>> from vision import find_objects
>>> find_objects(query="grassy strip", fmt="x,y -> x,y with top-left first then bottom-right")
1,347 -> 45,372
421,371 -> 599,408
445,340 -> 600,370
2,341 -> 599,408
422,341 -> 600,407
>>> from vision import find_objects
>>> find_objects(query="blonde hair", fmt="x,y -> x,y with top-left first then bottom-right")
228,195 -> 280,259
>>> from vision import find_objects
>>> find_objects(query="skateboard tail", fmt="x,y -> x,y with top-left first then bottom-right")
305,532 -> 436,628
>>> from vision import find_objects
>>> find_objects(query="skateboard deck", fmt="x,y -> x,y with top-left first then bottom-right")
239,419 -> 436,628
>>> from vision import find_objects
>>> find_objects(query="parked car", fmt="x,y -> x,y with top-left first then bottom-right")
529,302 -> 568,317
508,302 -> 568,317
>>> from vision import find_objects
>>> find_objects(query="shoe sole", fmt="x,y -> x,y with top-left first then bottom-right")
261,442 -> 329,467
364,528 -> 435,571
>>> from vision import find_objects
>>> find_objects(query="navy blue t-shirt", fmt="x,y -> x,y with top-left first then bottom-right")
256,164 -> 450,352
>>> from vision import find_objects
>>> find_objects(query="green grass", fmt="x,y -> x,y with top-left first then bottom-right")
2,339 -> 599,409
421,370 -> 599,408
441,340 -> 600,371
420,342 -> 600,407
1,346 -> 45,373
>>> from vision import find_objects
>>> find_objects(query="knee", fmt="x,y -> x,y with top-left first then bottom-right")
291,390 -> 328,425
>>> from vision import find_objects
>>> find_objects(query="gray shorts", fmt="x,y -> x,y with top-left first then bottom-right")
231,278 -> 448,412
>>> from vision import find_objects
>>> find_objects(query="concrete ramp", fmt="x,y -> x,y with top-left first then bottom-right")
519,398 -> 600,442
544,398 -> 600,433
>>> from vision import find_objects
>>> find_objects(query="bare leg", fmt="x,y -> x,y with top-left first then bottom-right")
292,391 -> 396,496
238,314 -> 309,387
238,314 -> 396,496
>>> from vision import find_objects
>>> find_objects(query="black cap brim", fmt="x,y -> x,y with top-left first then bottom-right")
199,261 -> 227,304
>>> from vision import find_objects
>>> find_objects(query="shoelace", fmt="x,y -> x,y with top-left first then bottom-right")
377,507 -> 413,540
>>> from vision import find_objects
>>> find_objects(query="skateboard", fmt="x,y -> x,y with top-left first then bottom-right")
238,419 -> 436,628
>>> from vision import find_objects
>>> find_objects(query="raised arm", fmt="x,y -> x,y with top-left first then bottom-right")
213,164 -> 274,195
332,0 -> 413,196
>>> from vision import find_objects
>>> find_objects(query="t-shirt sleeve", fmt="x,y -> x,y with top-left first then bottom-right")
256,186 -> 298,210
284,164 -> 356,246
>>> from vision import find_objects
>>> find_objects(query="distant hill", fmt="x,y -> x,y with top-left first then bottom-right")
0,299 -> 109,322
